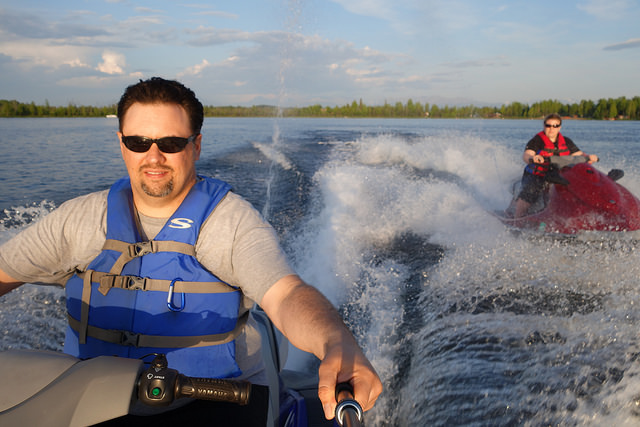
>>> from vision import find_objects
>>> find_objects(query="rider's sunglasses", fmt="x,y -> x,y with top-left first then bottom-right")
544,123 -> 561,128
121,134 -> 198,153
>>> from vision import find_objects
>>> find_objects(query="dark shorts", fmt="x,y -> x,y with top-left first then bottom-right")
96,384 -> 269,427
518,171 -> 546,204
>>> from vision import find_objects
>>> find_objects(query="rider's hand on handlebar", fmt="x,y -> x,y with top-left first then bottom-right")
317,342 -> 383,420
532,155 -> 545,164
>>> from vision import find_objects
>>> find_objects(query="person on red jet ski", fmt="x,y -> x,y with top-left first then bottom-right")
513,113 -> 599,218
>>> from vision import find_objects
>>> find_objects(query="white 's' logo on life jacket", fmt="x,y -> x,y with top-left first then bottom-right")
169,218 -> 194,229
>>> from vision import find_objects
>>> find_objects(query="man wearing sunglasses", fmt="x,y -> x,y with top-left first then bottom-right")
513,113 -> 599,218
0,77 -> 382,425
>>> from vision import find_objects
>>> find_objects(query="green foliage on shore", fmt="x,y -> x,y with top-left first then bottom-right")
0,100 -> 117,117
2,96 -> 639,120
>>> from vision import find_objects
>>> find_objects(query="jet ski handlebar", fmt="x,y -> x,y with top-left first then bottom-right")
138,354 -> 251,406
546,155 -> 588,169
334,382 -> 364,427
0,349 -> 368,425
139,354 -> 366,424
140,355 -> 366,425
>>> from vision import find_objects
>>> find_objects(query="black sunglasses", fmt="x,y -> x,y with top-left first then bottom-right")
544,123 -> 561,128
121,134 -> 198,153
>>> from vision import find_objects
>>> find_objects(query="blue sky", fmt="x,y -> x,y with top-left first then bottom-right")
0,0 -> 639,107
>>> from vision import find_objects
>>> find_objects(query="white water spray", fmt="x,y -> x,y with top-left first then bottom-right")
261,0 -> 304,220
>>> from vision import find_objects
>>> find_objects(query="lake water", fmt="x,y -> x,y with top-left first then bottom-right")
2,117 -> 640,425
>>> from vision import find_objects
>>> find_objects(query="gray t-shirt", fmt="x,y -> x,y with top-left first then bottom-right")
0,188 -> 296,384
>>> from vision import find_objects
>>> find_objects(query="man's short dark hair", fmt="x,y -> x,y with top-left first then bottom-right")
117,77 -> 204,134
543,113 -> 562,126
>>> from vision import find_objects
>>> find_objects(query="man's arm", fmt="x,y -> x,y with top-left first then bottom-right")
523,135 -> 544,164
0,268 -> 24,297
260,274 -> 383,420
523,149 -> 537,164
570,151 -> 599,163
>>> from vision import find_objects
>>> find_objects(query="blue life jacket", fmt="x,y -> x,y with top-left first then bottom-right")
64,176 -> 246,378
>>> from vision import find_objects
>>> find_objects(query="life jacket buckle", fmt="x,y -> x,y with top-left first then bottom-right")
167,278 -> 185,312
127,276 -> 147,290
129,241 -> 154,257
120,331 -> 140,347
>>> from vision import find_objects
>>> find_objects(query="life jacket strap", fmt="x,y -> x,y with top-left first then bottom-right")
76,270 -> 237,296
102,239 -> 197,274
67,311 -> 249,349
78,270 -> 93,344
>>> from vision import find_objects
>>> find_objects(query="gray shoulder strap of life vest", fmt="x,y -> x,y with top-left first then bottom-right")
102,239 -> 196,274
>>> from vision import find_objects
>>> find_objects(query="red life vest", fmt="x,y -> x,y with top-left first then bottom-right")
529,131 -> 571,176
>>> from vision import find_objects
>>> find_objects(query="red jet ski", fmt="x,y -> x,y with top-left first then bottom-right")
499,156 -> 640,234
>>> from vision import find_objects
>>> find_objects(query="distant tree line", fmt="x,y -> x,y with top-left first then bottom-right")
2,95 -> 639,120
0,100 -> 117,117
282,96 -> 640,120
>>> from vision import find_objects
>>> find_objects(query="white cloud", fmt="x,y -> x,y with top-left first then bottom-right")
177,59 -> 211,77
329,0 -> 395,20
0,40 -> 93,69
64,58 -> 91,68
197,11 -> 238,20
181,30 -> 425,106
577,0 -> 634,20
57,75 -> 117,87
186,26 -> 253,46
97,51 -> 126,74
603,38 -> 640,51
119,15 -> 165,26
329,0 -> 479,34
182,4 -> 238,19
135,7 -> 164,14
